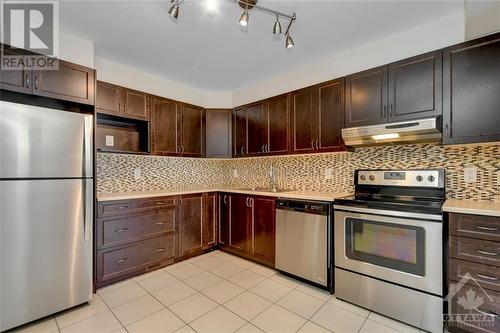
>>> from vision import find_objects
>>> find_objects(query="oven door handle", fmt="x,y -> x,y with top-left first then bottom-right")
333,205 -> 442,221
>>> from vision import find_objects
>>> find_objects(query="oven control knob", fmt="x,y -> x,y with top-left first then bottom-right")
369,175 -> 375,181
360,175 -> 366,181
428,175 -> 435,182
416,175 -> 423,182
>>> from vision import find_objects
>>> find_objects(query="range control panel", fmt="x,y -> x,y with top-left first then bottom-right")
356,169 -> 444,188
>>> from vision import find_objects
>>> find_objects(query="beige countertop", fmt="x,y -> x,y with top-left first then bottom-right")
97,188 -> 352,202
443,199 -> 500,217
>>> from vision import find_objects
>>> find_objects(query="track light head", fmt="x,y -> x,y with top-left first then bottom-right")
239,9 -> 249,26
168,2 -> 179,18
285,34 -> 294,48
273,14 -> 282,34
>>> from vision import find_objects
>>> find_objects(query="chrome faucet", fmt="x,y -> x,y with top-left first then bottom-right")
269,163 -> 279,193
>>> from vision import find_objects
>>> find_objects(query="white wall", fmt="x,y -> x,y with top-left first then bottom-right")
95,57 -> 232,108
465,0 -> 500,39
58,31 -> 94,68
232,10 -> 466,107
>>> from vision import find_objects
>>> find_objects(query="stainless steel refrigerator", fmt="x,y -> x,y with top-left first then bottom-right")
0,100 -> 93,331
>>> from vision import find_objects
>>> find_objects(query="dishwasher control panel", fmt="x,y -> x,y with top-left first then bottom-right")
276,199 -> 330,215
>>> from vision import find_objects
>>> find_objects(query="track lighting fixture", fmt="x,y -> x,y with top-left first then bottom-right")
239,6 -> 249,27
168,0 -> 297,48
273,13 -> 282,34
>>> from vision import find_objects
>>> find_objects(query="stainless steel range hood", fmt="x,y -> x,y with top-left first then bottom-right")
341,117 -> 442,147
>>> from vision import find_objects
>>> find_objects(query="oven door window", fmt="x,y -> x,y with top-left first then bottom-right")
345,218 -> 425,276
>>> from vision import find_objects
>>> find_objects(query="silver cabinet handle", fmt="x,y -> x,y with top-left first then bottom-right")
115,258 -> 128,263
476,249 -> 498,256
156,221 -> 166,225
389,104 -> 393,117
156,248 -> 166,252
311,139 -> 314,149
25,74 -> 30,89
155,201 -> 166,205
116,205 -> 128,210
316,139 -> 320,150
249,198 -> 254,208
223,195 -> 227,204
475,225 -> 498,232
115,228 -> 128,233
241,146 -> 245,155
445,123 -> 449,138
34,75 -> 39,90
265,144 -> 270,153
475,273 -> 498,281
382,105 -> 387,118
246,197 -> 250,207
261,144 -> 265,153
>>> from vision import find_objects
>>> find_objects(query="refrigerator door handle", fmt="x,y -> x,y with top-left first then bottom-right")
83,115 -> 93,178
83,179 -> 93,241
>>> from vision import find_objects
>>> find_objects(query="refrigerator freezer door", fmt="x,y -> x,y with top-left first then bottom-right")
0,101 -> 93,178
0,179 -> 93,331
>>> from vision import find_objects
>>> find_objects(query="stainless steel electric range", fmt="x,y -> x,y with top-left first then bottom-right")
334,169 -> 446,333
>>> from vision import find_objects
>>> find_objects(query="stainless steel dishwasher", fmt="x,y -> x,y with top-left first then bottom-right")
275,199 -> 333,292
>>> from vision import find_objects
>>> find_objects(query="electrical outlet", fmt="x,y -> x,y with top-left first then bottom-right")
464,167 -> 477,183
105,135 -> 114,147
133,168 -> 142,180
325,168 -> 333,180
233,169 -> 239,178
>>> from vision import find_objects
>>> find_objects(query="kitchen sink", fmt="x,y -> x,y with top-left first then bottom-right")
236,187 -> 294,193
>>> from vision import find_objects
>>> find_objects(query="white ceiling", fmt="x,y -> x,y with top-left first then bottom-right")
59,0 -> 463,92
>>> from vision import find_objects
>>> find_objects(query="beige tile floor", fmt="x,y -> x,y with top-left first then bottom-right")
11,250 -> 427,333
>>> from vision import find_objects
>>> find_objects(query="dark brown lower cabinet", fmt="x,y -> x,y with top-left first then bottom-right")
220,194 -> 276,266
96,193 -> 217,288
447,213 -> 500,333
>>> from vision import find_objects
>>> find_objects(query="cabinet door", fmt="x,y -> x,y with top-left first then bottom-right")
0,47 -> 32,94
233,108 -> 247,157
318,79 -> 344,151
246,102 -> 266,156
292,86 -> 319,153
251,197 -> 275,265
443,33 -> 500,144
388,51 -> 442,122
96,81 -> 122,116
202,193 -> 217,249
152,97 -> 179,155
206,109 -> 232,158
123,89 -> 149,120
219,194 -> 230,246
178,195 -> 203,257
229,195 -> 251,253
345,66 -> 387,127
266,94 -> 289,154
180,104 -> 204,157
33,60 -> 95,105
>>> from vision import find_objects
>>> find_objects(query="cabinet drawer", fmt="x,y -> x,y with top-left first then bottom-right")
448,282 -> 500,333
449,258 -> 500,292
99,235 -> 176,282
98,209 -> 176,249
99,197 -> 176,217
450,236 -> 500,267
450,213 -> 500,242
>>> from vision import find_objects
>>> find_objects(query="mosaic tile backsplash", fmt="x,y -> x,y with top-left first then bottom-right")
97,144 -> 500,200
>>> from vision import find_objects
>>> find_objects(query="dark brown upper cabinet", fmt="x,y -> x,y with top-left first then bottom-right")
96,81 -> 149,120
180,104 -> 204,157
265,94 -> 289,155
345,67 -> 387,128
205,109 -> 232,158
233,107 -> 248,157
246,102 -> 266,156
443,32 -> 500,145
346,51 -> 442,128
388,51 -> 442,122
0,47 -> 31,94
0,51 -> 95,105
151,96 -> 204,157
291,80 -> 345,154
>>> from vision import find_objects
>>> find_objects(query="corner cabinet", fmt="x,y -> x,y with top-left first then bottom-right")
291,79 -> 345,154
219,193 -> 275,266
205,109 -> 232,158
443,32 -> 500,145
151,96 -> 205,157
345,51 -> 442,128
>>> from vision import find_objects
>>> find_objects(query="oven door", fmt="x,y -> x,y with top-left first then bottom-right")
334,206 -> 442,296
